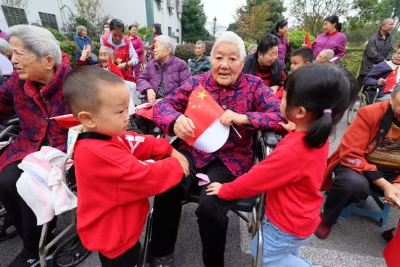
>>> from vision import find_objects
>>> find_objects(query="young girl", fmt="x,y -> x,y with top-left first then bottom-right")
206,64 -> 354,266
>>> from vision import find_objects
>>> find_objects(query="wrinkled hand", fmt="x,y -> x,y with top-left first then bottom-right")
278,121 -> 296,132
115,58 -> 123,64
206,182 -> 223,196
174,115 -> 196,140
170,148 -> 189,177
117,62 -> 127,70
382,183 -> 400,208
147,89 -> 156,106
79,45 -> 91,61
377,78 -> 387,86
220,110 -> 249,126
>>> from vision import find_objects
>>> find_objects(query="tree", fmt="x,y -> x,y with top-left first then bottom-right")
181,0 -> 209,43
236,2 -> 271,42
373,0 -> 400,31
227,22 -> 238,32
290,0 -> 350,36
132,22 -> 154,45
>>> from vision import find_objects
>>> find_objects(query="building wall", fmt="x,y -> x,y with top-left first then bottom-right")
153,0 -> 182,44
205,21 -> 227,39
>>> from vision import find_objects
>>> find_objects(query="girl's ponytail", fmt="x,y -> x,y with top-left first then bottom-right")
303,109 -> 333,148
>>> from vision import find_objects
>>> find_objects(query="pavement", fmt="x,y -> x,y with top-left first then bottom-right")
0,113 -> 398,267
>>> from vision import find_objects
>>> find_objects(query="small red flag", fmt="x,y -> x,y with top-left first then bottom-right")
305,30 -> 312,48
135,103 -> 154,121
51,114 -> 80,129
384,222 -> 400,267
384,67 -> 399,94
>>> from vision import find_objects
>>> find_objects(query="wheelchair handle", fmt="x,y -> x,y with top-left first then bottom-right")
262,131 -> 278,146
4,117 -> 20,126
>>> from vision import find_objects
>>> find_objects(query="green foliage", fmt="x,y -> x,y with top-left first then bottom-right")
131,22 -> 154,45
288,31 -> 315,50
245,42 -> 257,52
46,28 -> 67,42
175,41 -> 215,62
227,23 -> 238,32
60,40 -> 100,68
338,49 -> 364,77
240,0 -> 286,28
181,0 -> 210,43
343,22 -> 379,47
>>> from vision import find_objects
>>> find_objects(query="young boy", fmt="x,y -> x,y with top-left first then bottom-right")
275,47 -> 314,99
63,66 -> 189,267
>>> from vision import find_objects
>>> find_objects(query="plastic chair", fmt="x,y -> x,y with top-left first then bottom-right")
339,189 -> 391,228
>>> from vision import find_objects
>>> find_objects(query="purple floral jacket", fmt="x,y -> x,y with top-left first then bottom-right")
153,72 -> 284,177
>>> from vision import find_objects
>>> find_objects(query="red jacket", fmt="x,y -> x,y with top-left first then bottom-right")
101,32 -> 130,63
0,63 -> 71,171
74,131 -> 183,258
61,52 -> 71,66
219,131 -> 328,238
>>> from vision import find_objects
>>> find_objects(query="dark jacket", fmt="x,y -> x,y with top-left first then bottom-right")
364,61 -> 396,97
188,55 -> 211,75
243,53 -> 283,86
360,31 -> 394,76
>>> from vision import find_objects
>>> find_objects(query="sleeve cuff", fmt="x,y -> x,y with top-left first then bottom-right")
167,145 -> 174,157
363,171 -> 383,182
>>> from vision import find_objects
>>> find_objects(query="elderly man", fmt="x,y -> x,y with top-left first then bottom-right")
364,49 -> 400,102
316,49 -> 334,64
0,25 -> 71,266
358,18 -> 395,89
188,40 -> 211,75
315,83 -> 400,240
0,38 -> 13,75
247,44 -> 257,54
243,33 -> 286,94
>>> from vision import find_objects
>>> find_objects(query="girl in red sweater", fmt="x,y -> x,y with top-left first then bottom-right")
207,64 -> 356,266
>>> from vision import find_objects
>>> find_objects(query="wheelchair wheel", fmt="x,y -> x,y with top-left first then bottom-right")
51,233 -> 91,267
347,93 -> 364,124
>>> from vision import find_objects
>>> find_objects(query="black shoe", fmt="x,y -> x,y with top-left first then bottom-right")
0,214 -> 17,241
7,247 -> 54,267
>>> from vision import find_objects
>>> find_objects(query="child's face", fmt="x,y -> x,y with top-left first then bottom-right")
84,83 -> 130,136
290,55 -> 310,72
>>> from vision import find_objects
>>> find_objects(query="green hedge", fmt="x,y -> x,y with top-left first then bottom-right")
175,41 -> 215,62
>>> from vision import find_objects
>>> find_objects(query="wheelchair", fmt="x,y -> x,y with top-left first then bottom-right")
347,85 -> 379,124
139,131 -> 279,267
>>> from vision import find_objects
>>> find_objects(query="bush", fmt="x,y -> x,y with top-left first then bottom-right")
288,31 -> 316,51
175,41 -> 215,62
338,49 -> 364,78
46,28 -> 67,42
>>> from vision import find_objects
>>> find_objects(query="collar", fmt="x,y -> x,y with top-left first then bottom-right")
155,56 -> 175,70
386,61 -> 399,70
194,55 -> 207,61
108,34 -> 126,47
376,103 -> 395,145
378,30 -> 390,40
77,132 -> 111,140
326,30 -> 339,36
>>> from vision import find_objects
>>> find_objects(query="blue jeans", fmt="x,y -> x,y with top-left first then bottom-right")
251,215 -> 313,267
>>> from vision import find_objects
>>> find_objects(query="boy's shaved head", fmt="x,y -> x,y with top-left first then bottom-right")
64,66 -> 125,116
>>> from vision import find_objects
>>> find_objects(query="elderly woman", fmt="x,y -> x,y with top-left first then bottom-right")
0,38 -> 13,75
100,19 -> 138,76
316,49 -> 335,64
247,44 -> 257,54
137,35 -> 191,105
270,19 -> 292,69
127,24 -> 144,78
149,31 -> 283,267
188,40 -> 211,75
0,25 -> 71,266
74,25 -> 93,61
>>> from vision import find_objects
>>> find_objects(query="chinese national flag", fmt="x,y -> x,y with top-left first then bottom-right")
135,103 -> 154,120
384,67 -> 399,94
384,221 -> 400,267
183,85 -> 229,153
51,114 -> 80,129
305,30 -> 312,48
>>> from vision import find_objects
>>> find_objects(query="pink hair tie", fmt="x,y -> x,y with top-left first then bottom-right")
323,109 -> 332,114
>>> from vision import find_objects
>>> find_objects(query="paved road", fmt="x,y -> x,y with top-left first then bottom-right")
1,113 -> 398,267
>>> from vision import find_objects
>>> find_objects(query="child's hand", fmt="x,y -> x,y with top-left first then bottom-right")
279,121 -> 296,132
206,182 -> 222,196
171,149 -> 189,177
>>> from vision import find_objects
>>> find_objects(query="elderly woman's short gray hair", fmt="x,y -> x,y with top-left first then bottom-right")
76,25 -> 87,35
321,49 -> 334,61
247,44 -> 257,52
155,35 -> 176,55
8,25 -> 61,66
393,83 -> 400,97
0,38 -> 10,55
99,46 -> 115,58
196,40 -> 206,49
211,31 -> 246,61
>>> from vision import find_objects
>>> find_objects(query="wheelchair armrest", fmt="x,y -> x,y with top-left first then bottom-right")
4,117 -> 19,126
262,131 -> 278,146
363,86 -> 378,92
153,127 -> 162,134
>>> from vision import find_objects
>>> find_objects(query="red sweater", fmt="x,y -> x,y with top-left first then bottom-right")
74,131 -> 183,258
219,131 -> 328,238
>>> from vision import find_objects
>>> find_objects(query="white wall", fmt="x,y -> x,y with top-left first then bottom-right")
101,0 -> 147,27
153,0 -> 182,44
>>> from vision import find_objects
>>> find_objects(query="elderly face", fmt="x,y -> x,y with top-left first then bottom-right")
258,46 -> 278,67
382,20 -> 395,32
392,50 -> 400,64
10,36 -> 54,83
316,51 -> 329,64
80,29 -> 87,37
323,21 -> 336,34
194,44 -> 205,57
154,41 -> 171,63
390,91 -> 400,118
111,28 -> 124,45
129,27 -> 138,37
99,49 -> 110,67
211,42 -> 244,86
249,46 -> 257,54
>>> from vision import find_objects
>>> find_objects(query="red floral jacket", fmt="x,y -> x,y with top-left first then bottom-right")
0,63 -> 72,171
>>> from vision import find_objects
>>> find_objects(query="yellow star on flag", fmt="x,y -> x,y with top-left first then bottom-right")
197,91 -> 207,100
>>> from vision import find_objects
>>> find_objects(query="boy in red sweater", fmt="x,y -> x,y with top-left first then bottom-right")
207,64 -> 353,266
63,66 -> 189,267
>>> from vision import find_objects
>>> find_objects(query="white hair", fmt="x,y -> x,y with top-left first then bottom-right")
321,49 -> 334,61
155,35 -> 176,55
8,25 -> 62,66
196,40 -> 206,49
247,44 -> 257,52
0,38 -> 10,54
76,25 -> 87,35
211,31 -> 246,61
99,46 -> 115,58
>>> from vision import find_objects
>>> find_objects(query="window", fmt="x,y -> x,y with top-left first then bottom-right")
1,5 -> 28,27
168,27 -> 172,37
39,12 -> 59,31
